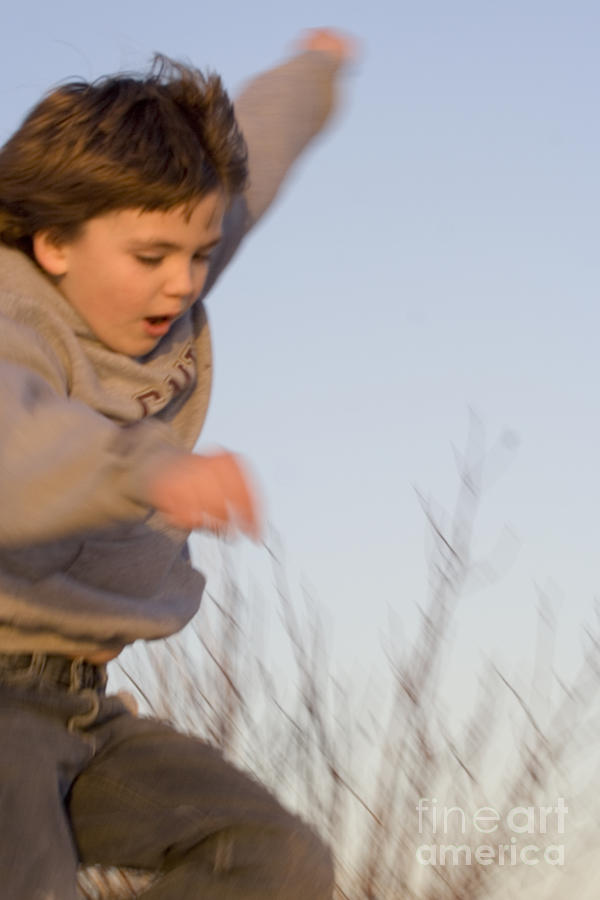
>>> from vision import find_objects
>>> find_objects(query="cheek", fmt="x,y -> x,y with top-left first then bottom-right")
108,264 -> 156,312
192,263 -> 211,295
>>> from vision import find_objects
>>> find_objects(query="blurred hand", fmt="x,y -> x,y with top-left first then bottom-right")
296,28 -> 359,66
149,450 -> 261,540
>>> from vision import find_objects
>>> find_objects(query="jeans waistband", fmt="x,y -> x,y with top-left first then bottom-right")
0,652 -> 107,692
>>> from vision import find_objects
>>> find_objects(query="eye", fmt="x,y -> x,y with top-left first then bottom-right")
135,255 -> 164,267
192,251 -> 212,264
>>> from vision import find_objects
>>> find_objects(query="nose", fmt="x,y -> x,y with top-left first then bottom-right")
164,261 -> 195,299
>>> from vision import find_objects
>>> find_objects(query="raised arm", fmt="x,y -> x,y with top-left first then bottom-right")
202,29 -> 355,295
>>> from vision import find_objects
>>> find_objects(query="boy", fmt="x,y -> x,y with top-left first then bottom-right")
0,30 -> 352,899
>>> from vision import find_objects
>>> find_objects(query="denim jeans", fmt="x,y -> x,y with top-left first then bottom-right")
0,653 -> 334,900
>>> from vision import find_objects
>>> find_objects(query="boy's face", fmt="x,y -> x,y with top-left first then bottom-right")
34,191 -> 226,357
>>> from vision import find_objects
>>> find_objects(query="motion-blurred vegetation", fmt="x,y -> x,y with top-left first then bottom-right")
77,418 -> 600,899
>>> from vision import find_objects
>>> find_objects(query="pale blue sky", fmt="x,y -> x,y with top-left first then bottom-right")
2,1 -> 600,711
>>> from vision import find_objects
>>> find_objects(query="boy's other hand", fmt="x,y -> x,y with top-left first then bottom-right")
149,450 -> 261,540
297,28 -> 358,66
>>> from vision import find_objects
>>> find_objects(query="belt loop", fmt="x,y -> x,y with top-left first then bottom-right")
30,652 -> 45,678
69,656 -> 85,693
68,656 -> 107,693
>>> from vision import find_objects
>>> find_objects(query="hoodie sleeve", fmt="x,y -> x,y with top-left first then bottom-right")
202,49 -> 341,294
0,315 -> 180,547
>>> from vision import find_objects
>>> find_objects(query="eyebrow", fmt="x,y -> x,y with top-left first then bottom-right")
129,236 -> 222,253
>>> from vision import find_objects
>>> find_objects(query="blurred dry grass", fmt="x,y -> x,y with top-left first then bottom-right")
77,417 -> 600,898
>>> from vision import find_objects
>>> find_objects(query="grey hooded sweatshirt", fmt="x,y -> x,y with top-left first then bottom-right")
0,50 -> 338,657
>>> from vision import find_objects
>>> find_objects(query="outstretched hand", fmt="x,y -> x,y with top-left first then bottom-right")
149,449 -> 261,540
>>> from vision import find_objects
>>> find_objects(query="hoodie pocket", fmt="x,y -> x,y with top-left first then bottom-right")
0,538 -> 83,581
64,528 -> 184,598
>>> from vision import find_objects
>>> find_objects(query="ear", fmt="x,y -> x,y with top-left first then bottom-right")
32,231 -> 69,277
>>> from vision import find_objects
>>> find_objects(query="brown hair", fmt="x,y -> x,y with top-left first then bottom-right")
0,55 -> 248,256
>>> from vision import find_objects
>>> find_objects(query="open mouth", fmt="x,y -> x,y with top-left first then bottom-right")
144,315 -> 174,338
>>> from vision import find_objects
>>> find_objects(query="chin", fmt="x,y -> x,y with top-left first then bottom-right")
102,335 -> 156,357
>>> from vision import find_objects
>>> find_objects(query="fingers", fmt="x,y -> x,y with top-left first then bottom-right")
149,449 -> 262,540
215,452 -> 261,539
296,28 -> 359,66
195,451 -> 261,540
